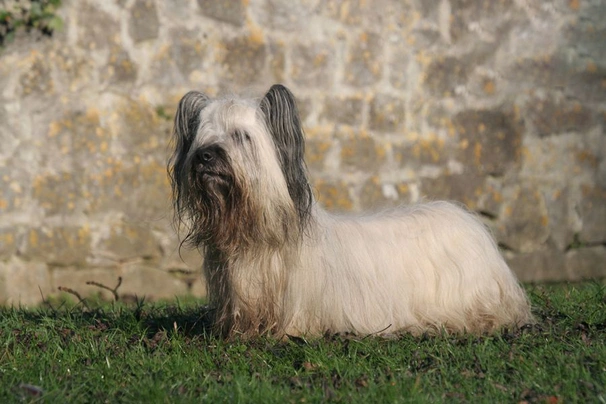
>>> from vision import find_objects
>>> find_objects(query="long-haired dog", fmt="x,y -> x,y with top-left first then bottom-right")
168,84 -> 533,338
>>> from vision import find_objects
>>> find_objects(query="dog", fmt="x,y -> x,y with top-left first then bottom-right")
168,84 -> 533,338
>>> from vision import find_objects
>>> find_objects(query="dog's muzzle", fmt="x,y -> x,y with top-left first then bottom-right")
194,148 -> 215,174
190,146 -> 231,187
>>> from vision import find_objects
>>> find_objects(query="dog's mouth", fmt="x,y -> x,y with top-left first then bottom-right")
189,147 -> 232,184
197,170 -> 231,183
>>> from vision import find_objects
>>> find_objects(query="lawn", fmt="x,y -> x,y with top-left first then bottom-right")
1,282 -> 605,403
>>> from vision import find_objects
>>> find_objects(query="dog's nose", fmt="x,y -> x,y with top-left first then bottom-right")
201,151 -> 214,163
194,148 -> 215,173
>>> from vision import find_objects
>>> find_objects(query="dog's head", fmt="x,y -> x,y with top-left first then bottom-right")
169,84 -> 313,251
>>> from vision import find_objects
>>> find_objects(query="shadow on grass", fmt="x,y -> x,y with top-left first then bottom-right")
30,276 -> 216,339
12,294 -> 216,344
9,280 -> 606,348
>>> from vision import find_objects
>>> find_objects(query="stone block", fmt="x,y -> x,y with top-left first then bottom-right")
543,187 -> 577,251
340,133 -> 386,172
128,161 -> 173,221
188,274 -> 208,298
32,172 -> 81,216
111,102 -> 170,167
52,267 -> 123,301
295,97 -> 313,124
0,108 -> 11,159
320,0 -> 404,27
52,264 -> 196,302
19,52 -> 54,96
268,40 -> 286,83
420,172 -> 485,209
504,55 -> 569,91
449,0 -> 512,43
0,227 -> 18,260
579,185 -> 606,244
477,178 -> 504,218
409,27 -> 443,50
254,0 -> 316,31
86,160 -> 172,221
103,46 -> 138,86
321,0 -> 366,25
394,137 -> 449,167
77,3 -> 119,50
598,159 -> 606,190
313,179 -> 354,212
0,166 -> 27,212
569,59 -> 606,102
564,12 -> 606,61
519,134 -> 590,183
345,32 -> 382,87
305,138 -> 333,171
53,48 -> 95,93
43,108 -> 111,173
129,0 -> 160,43
565,246 -> 606,281
120,264 -> 189,300
23,226 -> 92,267
359,177 -> 408,210
162,239 -> 203,273
454,109 -> 523,176
320,96 -> 364,126
168,28 -> 208,79
117,98 -> 164,153
388,47 -> 410,90
0,259 -> 50,306
98,221 -> 161,263
85,163 -> 139,215
369,95 -> 406,133
154,0 -> 190,21
525,95 -> 594,137
198,0 -> 246,26
506,250 -> 566,283
291,42 -> 334,88
221,35 -> 267,86
423,56 -> 470,97
497,186 -> 550,253
416,0 -> 443,19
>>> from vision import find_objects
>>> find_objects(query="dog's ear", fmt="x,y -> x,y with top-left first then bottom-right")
171,91 -> 209,182
260,84 -> 313,229
169,91 -> 210,218
174,91 -> 210,147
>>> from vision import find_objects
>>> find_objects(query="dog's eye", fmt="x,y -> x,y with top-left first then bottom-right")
232,130 -> 250,144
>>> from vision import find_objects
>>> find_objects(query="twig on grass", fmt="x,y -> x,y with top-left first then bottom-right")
38,285 -> 57,314
57,286 -> 91,310
86,276 -> 123,302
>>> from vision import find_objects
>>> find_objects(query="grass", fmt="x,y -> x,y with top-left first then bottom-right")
1,282 -> 605,403
0,0 -> 62,47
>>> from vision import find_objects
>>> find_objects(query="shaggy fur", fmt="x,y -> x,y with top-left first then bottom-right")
169,84 -> 533,338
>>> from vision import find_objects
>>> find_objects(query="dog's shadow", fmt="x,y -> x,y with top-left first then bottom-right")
25,296 -> 216,344
39,278 -> 216,341
134,300 -> 215,339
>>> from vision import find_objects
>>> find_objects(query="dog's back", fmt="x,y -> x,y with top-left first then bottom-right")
283,201 -> 533,336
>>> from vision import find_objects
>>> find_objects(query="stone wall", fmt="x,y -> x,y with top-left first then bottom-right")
1,0 -> 604,305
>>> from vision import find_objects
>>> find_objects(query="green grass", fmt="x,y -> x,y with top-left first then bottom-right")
1,282 -> 605,403
0,0 -> 63,47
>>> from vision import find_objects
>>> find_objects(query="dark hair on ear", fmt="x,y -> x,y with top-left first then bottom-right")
259,84 -> 313,232
168,91 -> 210,227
